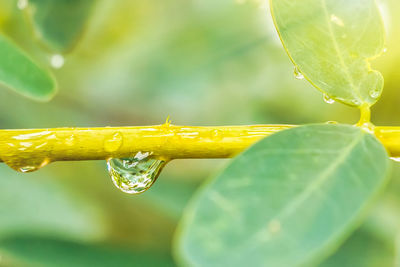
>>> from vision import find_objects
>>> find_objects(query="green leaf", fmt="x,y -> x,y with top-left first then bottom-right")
25,0 -> 95,53
0,34 -> 56,101
0,236 -> 175,267
175,124 -> 391,266
270,0 -> 385,107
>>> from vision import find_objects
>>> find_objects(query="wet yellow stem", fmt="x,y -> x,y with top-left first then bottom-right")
0,124 -> 399,166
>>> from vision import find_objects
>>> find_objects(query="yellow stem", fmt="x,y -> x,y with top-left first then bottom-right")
0,124 -> 399,171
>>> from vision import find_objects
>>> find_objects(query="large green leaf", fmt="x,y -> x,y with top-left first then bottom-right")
175,124 -> 390,266
0,34 -> 56,101
270,0 -> 385,107
25,0 -> 95,53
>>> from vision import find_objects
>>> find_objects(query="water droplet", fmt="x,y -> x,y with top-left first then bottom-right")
390,157 -> 400,162
107,152 -> 167,194
351,99 -> 361,106
50,54 -> 65,69
17,0 -> 28,10
383,47 -> 388,53
369,89 -> 380,99
104,132 -> 123,153
325,121 -> 338,124
359,122 -> 375,134
1,131 -> 55,172
323,94 -> 335,104
293,66 -> 304,80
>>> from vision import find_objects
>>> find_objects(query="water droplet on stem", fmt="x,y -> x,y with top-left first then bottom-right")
104,132 -> 123,152
107,152 -> 167,194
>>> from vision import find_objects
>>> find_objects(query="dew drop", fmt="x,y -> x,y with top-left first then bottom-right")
323,94 -> 335,104
3,157 -> 50,173
293,66 -> 304,80
1,131 -> 55,173
325,121 -> 338,124
104,132 -> 123,153
50,54 -> 65,69
359,122 -> 375,134
107,152 -> 167,194
383,47 -> 388,53
369,89 -> 380,99
17,0 -> 28,10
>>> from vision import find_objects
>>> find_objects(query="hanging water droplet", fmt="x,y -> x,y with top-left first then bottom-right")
369,89 -> 380,99
107,152 -> 167,194
390,157 -> 400,162
104,132 -> 123,152
1,131 -> 55,172
293,66 -> 304,80
17,0 -> 28,10
50,54 -> 65,69
323,94 -> 335,104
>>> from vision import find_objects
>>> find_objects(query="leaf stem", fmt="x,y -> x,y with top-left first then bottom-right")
0,124 -> 399,165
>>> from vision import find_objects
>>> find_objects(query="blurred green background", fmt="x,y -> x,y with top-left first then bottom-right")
0,0 -> 399,266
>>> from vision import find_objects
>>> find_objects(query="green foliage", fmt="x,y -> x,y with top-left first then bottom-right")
270,0 -> 385,107
176,124 -> 391,266
0,0 -> 398,266
0,236 -> 175,267
0,34 -> 56,101
0,165 -> 105,242
25,0 -> 95,53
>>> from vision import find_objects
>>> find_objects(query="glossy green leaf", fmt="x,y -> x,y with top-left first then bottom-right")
270,0 -> 385,107
175,124 -> 390,267
0,34 -> 56,101
25,0 -> 95,53
0,236 -> 175,267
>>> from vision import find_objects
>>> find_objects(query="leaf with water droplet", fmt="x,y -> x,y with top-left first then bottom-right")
24,0 -> 96,53
270,0 -> 385,107
175,124 -> 391,266
107,152 -> 167,194
323,93 -> 335,104
0,34 -> 56,101
293,66 -> 304,80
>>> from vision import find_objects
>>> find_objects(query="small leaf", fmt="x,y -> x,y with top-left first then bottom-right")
0,34 -> 56,101
25,0 -> 95,53
175,124 -> 391,266
270,0 -> 385,107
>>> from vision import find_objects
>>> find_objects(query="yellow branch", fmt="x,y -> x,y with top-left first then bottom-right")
0,124 -> 399,171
